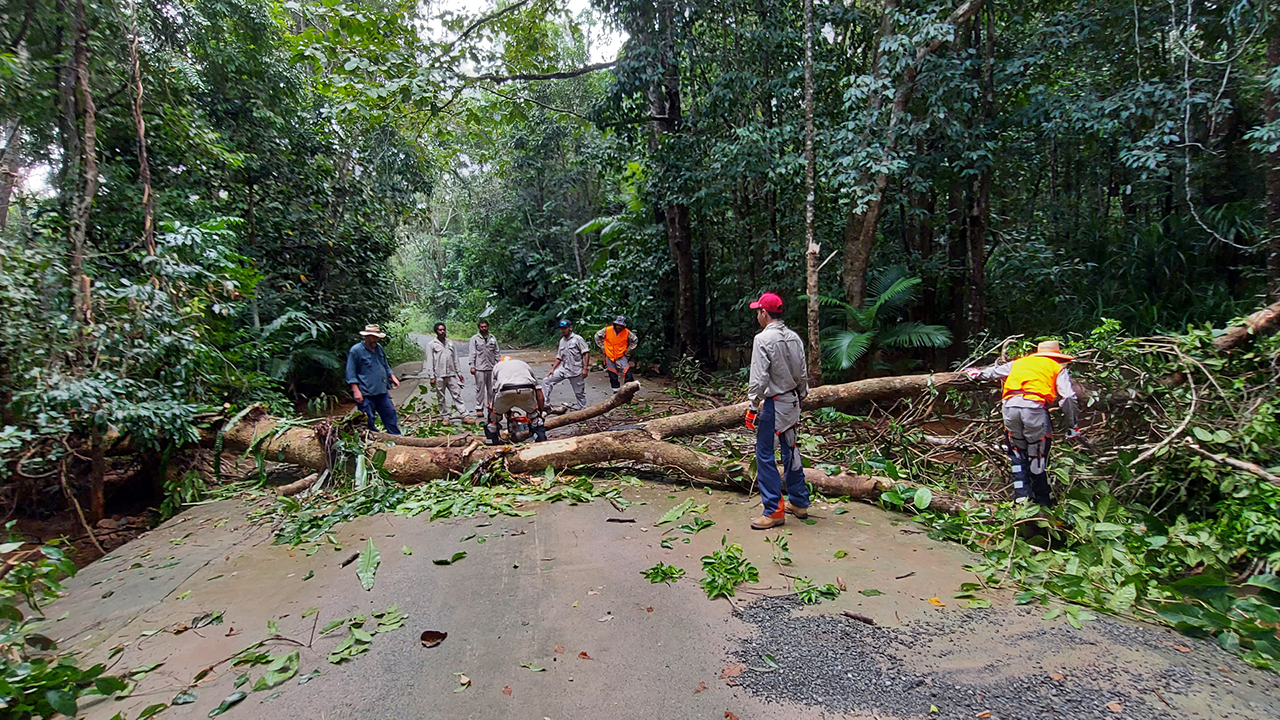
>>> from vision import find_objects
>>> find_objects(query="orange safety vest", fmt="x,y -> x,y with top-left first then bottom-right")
1002,355 -> 1063,405
602,326 -> 630,361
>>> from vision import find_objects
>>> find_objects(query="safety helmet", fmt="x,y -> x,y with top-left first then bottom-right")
500,356 -> 513,362
557,319 -> 571,328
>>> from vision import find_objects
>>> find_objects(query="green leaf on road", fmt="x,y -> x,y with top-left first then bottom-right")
833,549 -> 848,559
139,704 -> 168,719
520,663 -> 545,671
302,570 -> 314,581
252,651 -> 300,691
859,588 -> 883,597
209,691 -> 246,717
172,691 -> 197,705
357,539 -> 380,590
402,545 -> 413,555
45,690 -> 77,716
433,551 -> 467,566
302,606 -> 319,618
656,498 -> 695,525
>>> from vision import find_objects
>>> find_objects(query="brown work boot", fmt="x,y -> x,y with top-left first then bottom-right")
751,514 -> 785,530
785,502 -> 808,519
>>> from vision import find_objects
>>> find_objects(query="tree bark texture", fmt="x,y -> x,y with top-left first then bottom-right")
127,10 -> 155,256
1267,30 -> 1280,301
1211,300 -> 1280,352
803,0 -> 823,386
0,121 -> 20,231
215,410 -> 978,513
842,0 -> 987,311
67,0 -> 98,324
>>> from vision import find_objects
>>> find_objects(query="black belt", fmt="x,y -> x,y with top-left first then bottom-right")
498,384 -> 537,392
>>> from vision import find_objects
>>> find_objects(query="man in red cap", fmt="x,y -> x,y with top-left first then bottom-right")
745,292 -> 810,529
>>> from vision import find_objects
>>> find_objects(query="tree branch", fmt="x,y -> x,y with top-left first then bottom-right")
480,85 -> 590,120
469,61 -> 616,84
444,0 -> 532,55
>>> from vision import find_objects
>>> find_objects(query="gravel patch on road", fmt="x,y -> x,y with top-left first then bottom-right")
728,596 -> 1276,720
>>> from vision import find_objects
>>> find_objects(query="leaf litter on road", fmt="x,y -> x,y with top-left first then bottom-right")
356,539 -> 380,590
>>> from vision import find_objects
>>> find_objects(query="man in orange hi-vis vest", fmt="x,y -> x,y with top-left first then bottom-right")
965,340 -> 1080,506
593,316 -> 638,393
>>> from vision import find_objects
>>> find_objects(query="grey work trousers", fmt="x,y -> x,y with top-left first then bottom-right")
1001,399 -> 1054,505
543,367 -> 587,410
432,376 -> 465,417
473,370 -> 493,417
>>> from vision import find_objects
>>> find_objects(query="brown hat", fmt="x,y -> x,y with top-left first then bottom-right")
1032,339 -> 1073,361
358,324 -> 387,339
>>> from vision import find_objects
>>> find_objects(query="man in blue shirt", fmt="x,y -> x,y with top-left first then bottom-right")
346,324 -> 402,434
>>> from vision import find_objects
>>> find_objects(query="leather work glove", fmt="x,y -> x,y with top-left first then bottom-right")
1065,426 -> 1082,440
745,409 -> 757,430
963,367 -> 982,380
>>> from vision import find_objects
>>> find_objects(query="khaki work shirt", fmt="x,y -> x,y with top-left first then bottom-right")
425,337 -> 461,379
468,333 -> 500,372
555,333 -> 589,375
748,321 -> 809,433
492,359 -> 538,391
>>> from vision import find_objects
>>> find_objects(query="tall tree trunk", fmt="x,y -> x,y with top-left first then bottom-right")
126,7 -> 155,256
803,0 -> 823,386
965,7 -> 994,336
67,0 -> 97,324
1267,30 -> 1280,300
651,4 -> 698,357
841,0 -> 896,312
841,0 -> 987,310
0,121 -> 19,231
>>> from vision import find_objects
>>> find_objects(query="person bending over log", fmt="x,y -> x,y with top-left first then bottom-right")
965,340 -> 1079,507
745,292 -> 810,530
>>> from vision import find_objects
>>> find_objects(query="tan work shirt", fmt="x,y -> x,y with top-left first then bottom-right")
492,359 -> 538,391
747,320 -> 809,433
468,333 -> 500,372
424,337 -> 461,379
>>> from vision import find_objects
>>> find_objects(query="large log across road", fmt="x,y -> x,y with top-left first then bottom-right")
641,372 -> 966,439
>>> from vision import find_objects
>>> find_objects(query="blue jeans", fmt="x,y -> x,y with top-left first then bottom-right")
756,397 -> 808,517
358,392 -> 401,435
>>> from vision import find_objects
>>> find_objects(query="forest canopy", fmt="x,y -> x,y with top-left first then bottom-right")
2,0 -> 1278,509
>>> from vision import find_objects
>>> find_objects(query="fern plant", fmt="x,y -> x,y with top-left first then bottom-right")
817,267 -> 953,373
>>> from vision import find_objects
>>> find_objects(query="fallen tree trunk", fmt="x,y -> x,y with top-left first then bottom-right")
1212,300 -> 1280,352
215,409 -> 984,514
368,381 -> 641,448
642,372 -> 966,439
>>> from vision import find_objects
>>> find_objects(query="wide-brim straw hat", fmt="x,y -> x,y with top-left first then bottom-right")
1032,339 -> 1073,361
359,324 -> 387,339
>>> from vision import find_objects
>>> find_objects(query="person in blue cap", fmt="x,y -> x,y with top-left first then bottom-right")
542,319 -> 590,410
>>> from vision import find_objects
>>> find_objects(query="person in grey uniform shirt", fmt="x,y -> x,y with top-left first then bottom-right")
485,356 -> 548,444
423,322 -> 465,419
744,292 -> 810,530
542,319 -> 590,410
964,339 -> 1079,506
468,320 -> 500,419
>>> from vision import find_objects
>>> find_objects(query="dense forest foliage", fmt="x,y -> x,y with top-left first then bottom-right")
3,0 -> 1280,710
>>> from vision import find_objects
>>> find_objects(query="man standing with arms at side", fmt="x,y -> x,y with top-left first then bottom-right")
745,292 -> 810,530
543,319 -> 589,410
346,324 -> 402,435
593,315 -> 638,393
468,320 -> 500,420
964,340 -> 1079,507
424,322 -> 466,419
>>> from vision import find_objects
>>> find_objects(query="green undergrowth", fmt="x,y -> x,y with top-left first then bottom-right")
0,526 -> 133,718
902,487 -> 1280,671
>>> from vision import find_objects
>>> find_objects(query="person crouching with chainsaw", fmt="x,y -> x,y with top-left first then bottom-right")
964,340 -> 1080,507
485,356 -> 549,445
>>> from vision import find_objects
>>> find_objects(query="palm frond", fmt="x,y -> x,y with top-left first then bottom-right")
869,276 -> 922,319
877,322 -> 953,349
822,330 -> 877,370
865,265 -> 910,299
